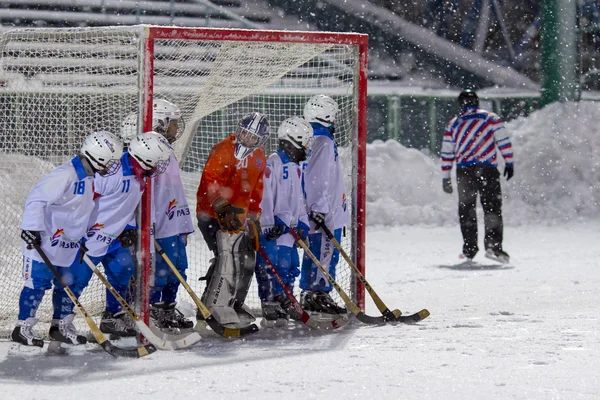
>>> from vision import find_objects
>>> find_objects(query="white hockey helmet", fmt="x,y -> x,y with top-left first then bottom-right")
120,113 -> 138,146
303,95 -> 339,127
234,112 -> 270,161
128,131 -> 171,176
277,116 -> 313,150
80,131 -> 124,176
152,99 -> 184,143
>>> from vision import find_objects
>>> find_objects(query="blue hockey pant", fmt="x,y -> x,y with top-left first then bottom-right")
18,256 -> 88,320
299,228 -> 342,292
151,235 -> 188,305
255,237 -> 300,301
76,246 -> 135,314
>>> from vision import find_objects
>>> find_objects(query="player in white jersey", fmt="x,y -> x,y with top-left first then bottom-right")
121,99 -> 195,330
76,131 -> 171,338
255,117 -> 313,327
150,99 -> 195,330
12,131 -> 123,349
299,95 -> 349,315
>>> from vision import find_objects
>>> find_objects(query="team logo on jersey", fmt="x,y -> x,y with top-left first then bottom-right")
51,229 -> 65,247
167,199 -> 179,220
256,157 -> 263,168
87,223 -> 104,237
265,166 -> 271,179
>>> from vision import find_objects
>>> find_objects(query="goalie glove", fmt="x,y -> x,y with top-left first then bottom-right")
246,211 -> 261,251
21,230 -> 41,250
309,211 -> 326,231
212,197 -> 244,233
118,229 -> 137,248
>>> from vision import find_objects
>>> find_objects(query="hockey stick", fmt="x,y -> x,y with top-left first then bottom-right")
257,246 -> 348,330
81,253 -> 202,350
21,231 -> 156,358
154,239 -> 259,338
289,229 -> 387,325
318,224 -> 430,324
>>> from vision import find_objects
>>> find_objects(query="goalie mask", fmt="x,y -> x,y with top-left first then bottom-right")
277,116 -> 313,163
303,95 -> 339,128
81,131 -> 124,176
128,131 -> 171,176
234,112 -> 270,161
153,99 -> 185,144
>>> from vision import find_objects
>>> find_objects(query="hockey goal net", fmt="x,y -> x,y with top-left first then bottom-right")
0,25 -> 367,339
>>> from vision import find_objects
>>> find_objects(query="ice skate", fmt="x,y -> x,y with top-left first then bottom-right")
458,253 -> 474,265
301,290 -> 347,315
48,313 -> 87,346
100,310 -> 137,338
276,293 -> 301,322
151,302 -> 193,331
485,248 -> 510,264
260,300 -> 289,328
8,318 -> 44,356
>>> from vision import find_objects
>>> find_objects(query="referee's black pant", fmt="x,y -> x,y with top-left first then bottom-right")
456,164 -> 504,258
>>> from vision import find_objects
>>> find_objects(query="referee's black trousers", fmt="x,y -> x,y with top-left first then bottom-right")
456,164 -> 504,258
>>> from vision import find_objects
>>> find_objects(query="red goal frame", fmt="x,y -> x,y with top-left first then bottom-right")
138,26 -> 368,324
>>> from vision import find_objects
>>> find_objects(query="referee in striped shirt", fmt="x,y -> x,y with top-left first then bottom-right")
441,90 -> 514,264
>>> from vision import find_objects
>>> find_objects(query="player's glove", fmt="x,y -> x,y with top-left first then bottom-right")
118,229 -> 137,248
246,211 -> 262,251
21,230 -> 41,250
442,178 -> 453,194
503,164 -> 514,181
213,198 -> 244,233
309,211 -> 326,231
266,216 -> 289,241
295,221 -> 310,241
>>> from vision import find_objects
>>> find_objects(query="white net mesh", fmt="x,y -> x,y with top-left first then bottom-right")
0,26 -> 363,340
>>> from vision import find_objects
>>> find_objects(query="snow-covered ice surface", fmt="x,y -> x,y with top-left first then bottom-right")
2,102 -> 600,399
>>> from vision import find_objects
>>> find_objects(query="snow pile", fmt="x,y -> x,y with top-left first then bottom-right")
364,101 -> 600,226
365,140 -> 455,226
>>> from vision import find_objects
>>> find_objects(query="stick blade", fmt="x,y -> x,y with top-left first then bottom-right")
100,341 -> 157,358
203,316 -> 260,338
396,309 -> 430,324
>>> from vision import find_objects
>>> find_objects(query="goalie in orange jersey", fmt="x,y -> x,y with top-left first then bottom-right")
196,112 -> 270,327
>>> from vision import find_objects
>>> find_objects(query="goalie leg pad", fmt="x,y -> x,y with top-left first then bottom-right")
231,231 -> 256,309
200,231 -> 257,325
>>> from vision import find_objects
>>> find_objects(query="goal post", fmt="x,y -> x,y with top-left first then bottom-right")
0,25 -> 367,339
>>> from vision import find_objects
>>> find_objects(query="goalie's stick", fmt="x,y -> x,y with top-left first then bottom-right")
289,229 -> 387,325
318,224 -> 430,324
257,246 -> 348,330
21,231 -> 156,358
81,253 -> 202,350
154,239 -> 259,338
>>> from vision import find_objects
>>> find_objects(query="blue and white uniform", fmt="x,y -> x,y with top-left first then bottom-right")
256,149 -> 309,301
300,124 -> 349,292
77,152 -> 144,313
151,152 -> 194,305
18,156 -> 95,320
